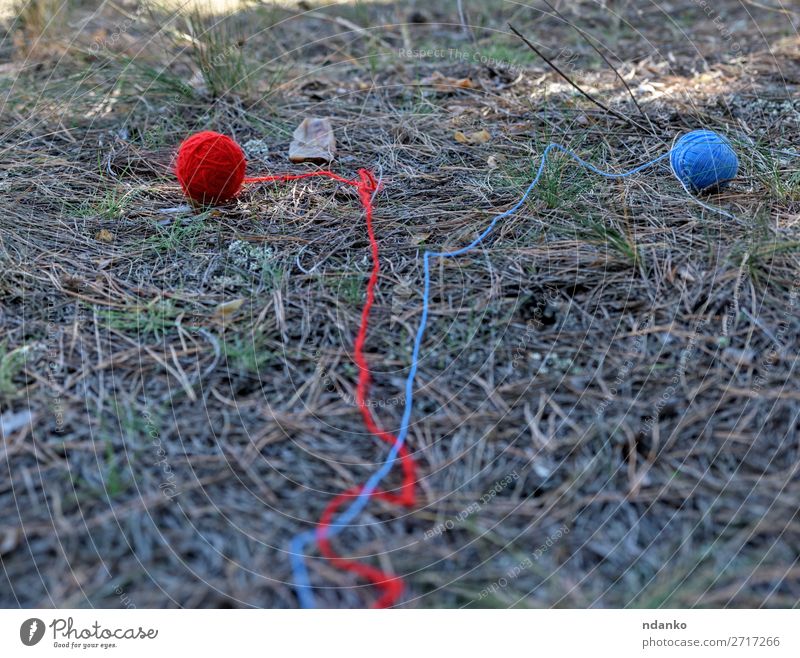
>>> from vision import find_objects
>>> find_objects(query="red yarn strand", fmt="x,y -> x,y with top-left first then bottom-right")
243,167 -> 417,608
243,171 -> 353,186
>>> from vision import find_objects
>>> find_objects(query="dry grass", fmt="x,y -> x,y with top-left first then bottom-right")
1,0 -> 800,608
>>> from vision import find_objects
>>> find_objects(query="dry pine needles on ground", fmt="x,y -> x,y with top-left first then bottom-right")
1,0 -> 799,608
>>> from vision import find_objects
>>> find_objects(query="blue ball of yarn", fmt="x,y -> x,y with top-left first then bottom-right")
670,129 -> 738,192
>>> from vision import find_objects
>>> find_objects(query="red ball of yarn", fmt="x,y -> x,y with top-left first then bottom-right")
175,131 -> 246,204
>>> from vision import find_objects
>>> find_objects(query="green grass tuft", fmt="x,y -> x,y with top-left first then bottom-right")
0,341 -> 29,397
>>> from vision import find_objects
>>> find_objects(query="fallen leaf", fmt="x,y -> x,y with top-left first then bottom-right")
289,117 -> 336,164
214,298 -> 245,319
95,229 -> 114,243
722,347 -> 756,367
454,129 -> 491,145
0,409 -> 33,438
446,104 -> 470,117
676,265 -> 697,283
0,527 -> 19,555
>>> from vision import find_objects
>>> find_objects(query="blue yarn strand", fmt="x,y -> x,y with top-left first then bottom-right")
288,143 -> 676,608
